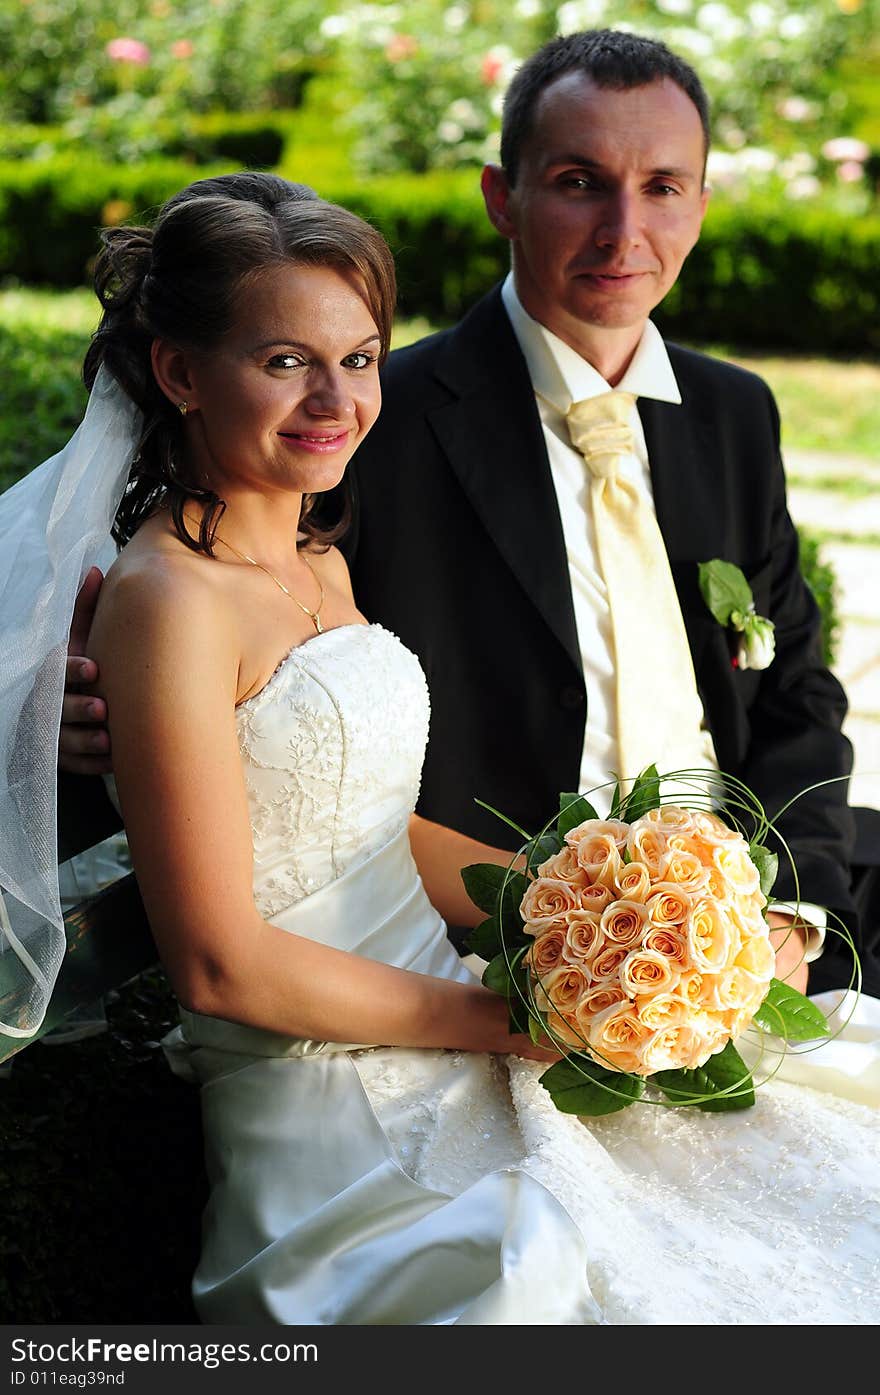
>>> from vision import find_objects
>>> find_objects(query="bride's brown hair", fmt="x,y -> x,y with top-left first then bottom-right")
84,171 -> 396,554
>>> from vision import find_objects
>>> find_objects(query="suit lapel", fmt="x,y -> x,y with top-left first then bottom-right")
639,362 -> 725,653
427,289 -> 581,674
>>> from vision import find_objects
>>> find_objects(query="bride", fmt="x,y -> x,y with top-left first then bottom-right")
4,172 -> 879,1324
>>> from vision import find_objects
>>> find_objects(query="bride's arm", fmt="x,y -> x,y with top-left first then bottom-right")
408,815 -> 524,929
89,562 -> 553,1061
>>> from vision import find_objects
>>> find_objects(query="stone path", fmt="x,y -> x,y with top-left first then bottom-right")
786,447 -> 880,813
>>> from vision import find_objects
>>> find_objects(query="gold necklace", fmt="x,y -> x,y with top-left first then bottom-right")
185,515 -> 325,634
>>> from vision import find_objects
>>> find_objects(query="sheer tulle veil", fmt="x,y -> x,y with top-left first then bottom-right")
0,367 -> 139,1037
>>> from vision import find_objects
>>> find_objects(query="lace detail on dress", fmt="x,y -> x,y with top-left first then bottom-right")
235,625 -> 430,918
506,1058 -> 880,1325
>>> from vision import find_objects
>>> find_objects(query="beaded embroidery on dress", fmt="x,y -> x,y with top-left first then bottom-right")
164,622 -> 880,1326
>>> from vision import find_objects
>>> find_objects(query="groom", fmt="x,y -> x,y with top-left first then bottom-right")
61,29 -> 872,992
341,28 -> 864,992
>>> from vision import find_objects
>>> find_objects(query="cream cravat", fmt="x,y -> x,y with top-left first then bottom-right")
566,390 -> 702,788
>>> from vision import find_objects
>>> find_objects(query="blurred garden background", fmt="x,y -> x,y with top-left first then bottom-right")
1,0 -> 879,1323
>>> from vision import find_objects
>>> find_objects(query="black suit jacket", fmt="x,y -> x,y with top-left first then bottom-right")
343,285 -> 856,939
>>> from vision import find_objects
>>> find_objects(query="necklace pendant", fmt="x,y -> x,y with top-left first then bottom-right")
314,615 -> 324,635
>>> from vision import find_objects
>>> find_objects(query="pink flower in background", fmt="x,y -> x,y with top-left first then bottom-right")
821,136 -> 871,163
480,52 -> 504,85
171,39 -> 194,60
837,160 -> 865,183
106,38 -> 151,66
385,34 -> 418,62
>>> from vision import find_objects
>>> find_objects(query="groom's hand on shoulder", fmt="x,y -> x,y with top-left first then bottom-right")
59,566 -> 113,776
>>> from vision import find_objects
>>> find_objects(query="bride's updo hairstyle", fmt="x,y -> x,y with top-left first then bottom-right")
84,171 -> 396,553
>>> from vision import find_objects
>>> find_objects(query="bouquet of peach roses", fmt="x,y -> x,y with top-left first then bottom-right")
462,766 -> 836,1115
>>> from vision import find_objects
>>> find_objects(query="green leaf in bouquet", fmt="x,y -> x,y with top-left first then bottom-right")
464,916 -> 502,962
749,842 -> 779,899
524,830 -> 564,875
557,792 -> 599,840
654,1041 -> 755,1112
482,949 -> 518,996
609,781 -> 622,818
461,863 -> 529,932
528,1007 -> 548,1046
539,1056 -> 645,1116
752,978 -> 830,1041
618,765 -> 661,821
698,559 -> 754,627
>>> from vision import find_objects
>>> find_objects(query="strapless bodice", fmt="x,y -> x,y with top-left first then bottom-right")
235,623 -> 429,919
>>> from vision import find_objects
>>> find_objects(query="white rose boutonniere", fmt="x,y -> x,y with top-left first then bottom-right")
698,559 -> 776,671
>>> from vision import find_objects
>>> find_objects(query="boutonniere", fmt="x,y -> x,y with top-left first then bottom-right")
698,559 -> 776,671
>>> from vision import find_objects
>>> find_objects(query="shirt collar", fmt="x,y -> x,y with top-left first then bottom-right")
500,272 -> 681,412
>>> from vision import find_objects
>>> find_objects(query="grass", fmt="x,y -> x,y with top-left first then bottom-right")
704,347 -> 880,462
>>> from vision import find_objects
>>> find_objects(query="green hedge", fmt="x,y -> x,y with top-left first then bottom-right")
1,155 -> 878,353
0,110 -> 291,168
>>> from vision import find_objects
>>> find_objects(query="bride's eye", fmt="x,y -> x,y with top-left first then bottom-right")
267,353 -> 304,371
342,351 -> 376,370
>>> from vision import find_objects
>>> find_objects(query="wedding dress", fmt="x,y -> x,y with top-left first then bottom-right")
163,622 -> 880,1325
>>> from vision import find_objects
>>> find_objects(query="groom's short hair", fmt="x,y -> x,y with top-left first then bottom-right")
500,28 -> 711,186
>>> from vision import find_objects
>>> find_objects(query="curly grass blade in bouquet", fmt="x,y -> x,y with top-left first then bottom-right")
462,766 -> 848,1116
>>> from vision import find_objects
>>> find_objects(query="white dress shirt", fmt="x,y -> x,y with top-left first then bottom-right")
500,274 -> 825,958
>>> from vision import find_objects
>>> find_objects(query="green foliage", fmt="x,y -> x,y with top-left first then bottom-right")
0,291 -> 94,493
2,154 -> 878,352
0,0 -> 334,128
540,1057 -> 646,1117
798,528 -> 841,668
654,1040 -> 756,1112
752,977 -> 830,1041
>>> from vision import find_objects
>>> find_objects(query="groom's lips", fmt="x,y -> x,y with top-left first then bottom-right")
278,429 -> 352,454
577,269 -> 649,290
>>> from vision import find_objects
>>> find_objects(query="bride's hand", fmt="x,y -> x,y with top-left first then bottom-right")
505,1031 -> 563,1064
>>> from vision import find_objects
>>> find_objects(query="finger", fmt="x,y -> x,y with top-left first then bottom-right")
68,566 -> 104,658
58,724 -> 111,759
61,693 -> 107,725
65,656 -> 98,688
58,753 -> 115,777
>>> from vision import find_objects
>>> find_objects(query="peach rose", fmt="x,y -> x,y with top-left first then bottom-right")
542,1009 -> 588,1050
520,877 -> 582,932
562,911 -> 604,965
694,809 -> 742,844
590,942 -> 630,983
572,834 -> 622,890
614,860 -> 652,902
734,932 -> 775,982
565,817 -> 628,852
572,983 -> 626,1025
677,969 -> 706,1006
646,882 -> 692,928
526,926 -> 568,977
620,949 -> 679,998
626,823 -> 667,876
643,925 -> 689,971
537,843 -> 588,886
713,842 -> 761,897
659,847 -> 710,894
686,898 -> 732,973
641,805 -> 699,834
641,1023 -> 716,1073
577,882 -> 615,916
635,992 -> 688,1031
701,965 -> 766,1014
600,899 -> 649,947
587,1002 -> 654,1074
532,963 -> 590,1015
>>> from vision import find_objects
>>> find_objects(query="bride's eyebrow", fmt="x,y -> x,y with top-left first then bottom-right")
252,334 -> 382,353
